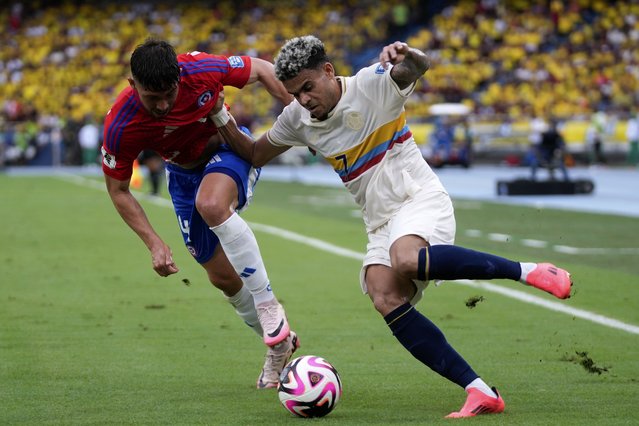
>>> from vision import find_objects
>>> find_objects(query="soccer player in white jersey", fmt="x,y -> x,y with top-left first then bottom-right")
209,35 -> 573,418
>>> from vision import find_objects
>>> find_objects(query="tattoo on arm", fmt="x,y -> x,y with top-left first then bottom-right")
391,48 -> 430,89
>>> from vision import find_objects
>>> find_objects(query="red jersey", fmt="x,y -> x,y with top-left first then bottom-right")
102,51 -> 251,180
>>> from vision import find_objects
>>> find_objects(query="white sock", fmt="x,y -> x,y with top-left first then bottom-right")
210,213 -> 275,305
519,262 -> 537,283
225,285 -> 263,337
465,378 -> 497,398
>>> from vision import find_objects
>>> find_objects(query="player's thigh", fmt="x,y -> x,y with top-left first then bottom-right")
196,172 -> 239,222
389,234 -> 428,275
195,147 -> 259,223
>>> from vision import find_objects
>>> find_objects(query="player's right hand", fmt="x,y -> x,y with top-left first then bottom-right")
209,90 -> 225,116
151,243 -> 179,277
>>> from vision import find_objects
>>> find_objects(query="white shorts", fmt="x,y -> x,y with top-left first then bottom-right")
359,190 -> 456,305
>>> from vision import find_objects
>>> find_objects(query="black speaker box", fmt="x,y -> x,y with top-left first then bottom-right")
496,179 -> 595,196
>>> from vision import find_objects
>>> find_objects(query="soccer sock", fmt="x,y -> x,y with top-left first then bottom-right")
384,303 -> 478,388
518,262 -> 537,283
225,285 -> 263,337
210,213 -> 275,305
465,377 -> 498,398
418,245 -> 522,281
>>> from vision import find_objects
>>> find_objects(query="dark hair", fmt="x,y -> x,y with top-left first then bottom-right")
274,35 -> 329,81
130,39 -> 180,91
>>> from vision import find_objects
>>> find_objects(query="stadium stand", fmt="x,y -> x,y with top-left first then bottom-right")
1,0 -> 637,167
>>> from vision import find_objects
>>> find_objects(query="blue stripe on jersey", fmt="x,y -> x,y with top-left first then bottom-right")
106,96 -> 139,153
181,68 -> 227,76
336,125 -> 411,179
179,59 -> 228,76
179,58 -> 227,67
113,103 -> 140,153
105,96 -> 135,151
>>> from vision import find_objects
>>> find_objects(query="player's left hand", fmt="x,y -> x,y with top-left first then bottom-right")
379,41 -> 409,69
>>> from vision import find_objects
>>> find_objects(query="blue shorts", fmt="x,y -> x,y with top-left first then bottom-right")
166,143 -> 260,264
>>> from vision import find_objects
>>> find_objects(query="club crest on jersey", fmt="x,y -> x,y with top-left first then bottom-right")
228,56 -> 244,68
197,91 -> 213,107
346,111 -> 364,130
101,146 -> 116,169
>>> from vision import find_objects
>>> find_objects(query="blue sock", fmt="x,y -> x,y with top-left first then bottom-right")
384,303 -> 478,388
417,245 -> 521,281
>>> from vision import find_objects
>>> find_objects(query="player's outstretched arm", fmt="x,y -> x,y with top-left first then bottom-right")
247,57 -> 294,106
210,92 -> 289,167
104,174 -> 178,277
379,41 -> 430,90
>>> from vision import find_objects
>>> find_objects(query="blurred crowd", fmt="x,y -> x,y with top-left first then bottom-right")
406,0 -> 639,121
0,0 -> 420,166
1,0 -> 638,167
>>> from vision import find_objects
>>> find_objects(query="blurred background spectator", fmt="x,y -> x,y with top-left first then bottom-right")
78,114 -> 100,166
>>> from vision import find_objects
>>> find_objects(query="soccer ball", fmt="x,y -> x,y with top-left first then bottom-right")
277,355 -> 342,418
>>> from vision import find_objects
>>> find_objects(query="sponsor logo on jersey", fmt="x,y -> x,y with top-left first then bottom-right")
197,90 -> 213,107
186,245 -> 197,257
228,56 -> 244,68
101,146 -> 116,169
375,64 -> 385,74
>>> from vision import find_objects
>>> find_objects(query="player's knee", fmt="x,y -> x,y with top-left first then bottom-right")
195,196 -> 232,226
369,289 -> 408,317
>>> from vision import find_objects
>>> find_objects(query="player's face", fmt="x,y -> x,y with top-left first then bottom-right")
130,78 -> 179,118
283,63 -> 341,121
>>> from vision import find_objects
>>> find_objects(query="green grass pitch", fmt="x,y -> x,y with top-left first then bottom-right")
1,173 -> 637,425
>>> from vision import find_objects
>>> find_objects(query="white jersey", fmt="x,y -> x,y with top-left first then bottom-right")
267,63 -> 446,231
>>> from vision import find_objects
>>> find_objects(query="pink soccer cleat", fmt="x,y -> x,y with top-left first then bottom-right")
257,299 -> 291,346
526,263 -> 573,299
257,332 -> 300,389
446,387 -> 505,418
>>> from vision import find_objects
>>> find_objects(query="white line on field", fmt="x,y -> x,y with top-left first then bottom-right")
59,174 -> 639,336
250,223 -> 639,336
465,229 -> 639,255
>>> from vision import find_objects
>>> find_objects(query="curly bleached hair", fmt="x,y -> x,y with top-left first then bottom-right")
274,35 -> 329,81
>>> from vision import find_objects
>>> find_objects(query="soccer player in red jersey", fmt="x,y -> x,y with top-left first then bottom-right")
101,39 -> 298,389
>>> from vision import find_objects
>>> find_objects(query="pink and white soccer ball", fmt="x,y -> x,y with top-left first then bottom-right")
277,355 -> 342,418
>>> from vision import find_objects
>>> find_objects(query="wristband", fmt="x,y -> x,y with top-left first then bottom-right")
211,108 -> 230,127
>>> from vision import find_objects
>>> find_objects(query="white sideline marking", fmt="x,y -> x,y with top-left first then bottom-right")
249,223 -> 639,336
465,229 -> 639,255
453,280 -> 639,335
488,233 -> 511,242
249,223 -> 364,261
59,174 -> 639,336
554,245 -> 639,255
521,239 -> 548,248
